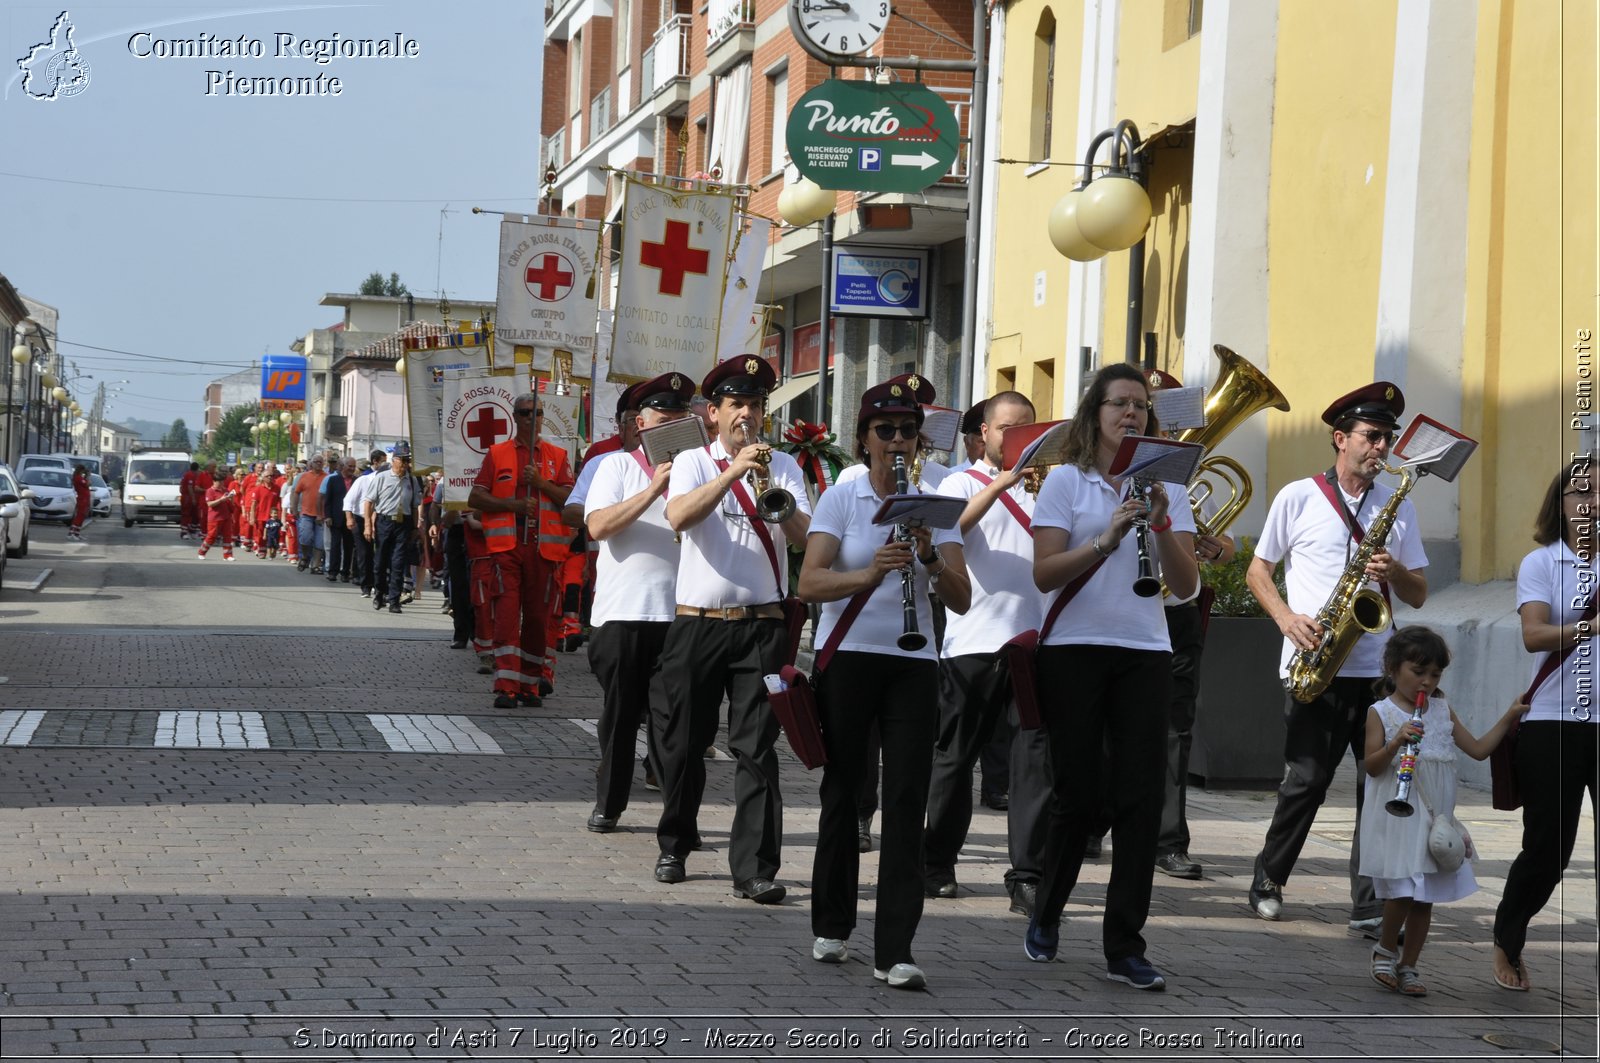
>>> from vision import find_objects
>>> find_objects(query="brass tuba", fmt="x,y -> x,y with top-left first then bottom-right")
1171,345 -> 1291,536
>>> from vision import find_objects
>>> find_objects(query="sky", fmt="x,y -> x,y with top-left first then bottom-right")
2,0 -> 543,434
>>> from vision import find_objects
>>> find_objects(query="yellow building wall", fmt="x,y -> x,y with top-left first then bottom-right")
987,0 -> 1083,416
1457,0 -> 1590,582
1261,2 -> 1397,491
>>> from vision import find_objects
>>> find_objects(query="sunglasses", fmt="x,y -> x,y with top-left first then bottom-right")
513,407 -> 545,419
1348,428 -> 1395,445
871,422 -> 921,441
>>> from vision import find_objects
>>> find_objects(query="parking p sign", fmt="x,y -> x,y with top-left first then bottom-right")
859,148 -> 881,172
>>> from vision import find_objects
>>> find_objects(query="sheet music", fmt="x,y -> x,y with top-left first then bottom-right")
919,406 -> 962,453
1395,415 -> 1478,483
1153,386 -> 1207,431
871,494 -> 967,530
1108,435 -> 1205,485
638,417 -> 709,466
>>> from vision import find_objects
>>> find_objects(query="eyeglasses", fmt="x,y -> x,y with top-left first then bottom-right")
1348,428 -> 1395,445
871,422 -> 921,441
1101,397 -> 1152,412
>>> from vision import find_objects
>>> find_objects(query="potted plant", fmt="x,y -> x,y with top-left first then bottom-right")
1191,536 -> 1291,787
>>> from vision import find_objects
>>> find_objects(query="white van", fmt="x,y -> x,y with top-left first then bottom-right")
123,450 -> 191,526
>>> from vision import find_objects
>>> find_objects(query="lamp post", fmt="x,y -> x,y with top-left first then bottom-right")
1046,120 -> 1153,365
777,177 -> 840,426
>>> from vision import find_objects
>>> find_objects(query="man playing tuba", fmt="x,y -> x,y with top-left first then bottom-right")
1244,383 -> 1429,935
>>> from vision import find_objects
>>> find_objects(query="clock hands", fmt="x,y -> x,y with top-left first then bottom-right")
802,0 -> 851,12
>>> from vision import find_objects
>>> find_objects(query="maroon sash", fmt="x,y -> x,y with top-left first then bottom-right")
1001,556 -> 1107,729
712,447 -> 807,665
1311,473 -> 1392,614
964,468 -> 1033,536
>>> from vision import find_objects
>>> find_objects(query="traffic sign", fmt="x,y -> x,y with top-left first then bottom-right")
786,79 -> 960,193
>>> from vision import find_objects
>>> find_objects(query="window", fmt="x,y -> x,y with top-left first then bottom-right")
615,0 -> 632,70
568,30 -> 584,118
1031,11 -> 1056,161
767,67 -> 788,175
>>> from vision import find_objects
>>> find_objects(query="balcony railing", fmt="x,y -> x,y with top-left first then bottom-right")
706,0 -> 755,47
590,86 -> 613,139
543,127 -> 566,173
641,15 -> 690,97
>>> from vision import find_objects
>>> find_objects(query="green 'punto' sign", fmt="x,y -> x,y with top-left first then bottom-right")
785,79 -> 960,194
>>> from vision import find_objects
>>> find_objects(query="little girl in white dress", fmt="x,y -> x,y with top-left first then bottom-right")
1360,626 -> 1524,997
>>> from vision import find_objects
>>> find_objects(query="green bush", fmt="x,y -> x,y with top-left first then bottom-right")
1205,535 -> 1287,618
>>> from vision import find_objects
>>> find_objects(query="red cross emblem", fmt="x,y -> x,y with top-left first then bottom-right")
462,404 -> 510,454
524,252 -> 576,302
639,220 -> 710,297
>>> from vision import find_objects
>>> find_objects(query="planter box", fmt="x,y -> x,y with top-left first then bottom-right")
1191,616 -> 1286,788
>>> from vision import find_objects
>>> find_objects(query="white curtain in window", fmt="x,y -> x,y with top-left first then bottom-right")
707,61 -> 751,183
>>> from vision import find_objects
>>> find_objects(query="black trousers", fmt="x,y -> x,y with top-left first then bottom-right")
589,620 -> 669,818
351,516 -> 372,591
1036,644 -> 1169,963
326,521 -> 353,580
814,651 -> 935,969
923,653 -> 1050,886
1493,720 -> 1600,963
373,518 -> 411,607
445,525 -> 474,640
653,615 -> 785,883
1158,601 -> 1205,855
979,715 -> 1014,799
1253,675 -> 1380,919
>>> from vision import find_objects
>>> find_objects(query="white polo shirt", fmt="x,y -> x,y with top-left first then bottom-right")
669,440 -> 812,608
585,450 -> 678,625
937,464 -> 1042,656
1516,541 -> 1599,724
808,472 -> 961,660
1256,475 -> 1428,677
1032,464 -> 1196,651
836,456 -> 949,491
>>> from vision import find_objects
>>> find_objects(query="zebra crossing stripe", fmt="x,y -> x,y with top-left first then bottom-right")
0,710 -> 46,746
367,714 -> 505,754
565,717 -> 731,761
153,711 -> 271,749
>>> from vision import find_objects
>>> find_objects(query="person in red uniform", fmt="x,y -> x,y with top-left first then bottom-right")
468,391 -> 574,709
256,464 -> 283,558
179,462 -> 201,539
199,468 -> 239,560
68,464 -> 91,542
238,463 -> 260,553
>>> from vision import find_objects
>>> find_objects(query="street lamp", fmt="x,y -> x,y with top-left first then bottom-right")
778,177 -> 840,427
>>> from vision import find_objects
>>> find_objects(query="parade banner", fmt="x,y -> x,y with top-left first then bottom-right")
402,331 -> 491,475
495,215 -> 600,376
589,309 -> 627,446
716,214 -> 772,362
540,391 -> 583,468
610,179 -> 735,384
440,366 -> 518,509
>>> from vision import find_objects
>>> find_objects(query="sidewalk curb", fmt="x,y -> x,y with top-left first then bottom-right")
15,566 -> 52,593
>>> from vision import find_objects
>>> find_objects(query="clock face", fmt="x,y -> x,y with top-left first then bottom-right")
789,0 -> 889,56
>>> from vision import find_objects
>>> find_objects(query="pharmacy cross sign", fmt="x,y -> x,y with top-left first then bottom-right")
462,405 -> 509,453
524,252 -> 576,302
639,220 -> 710,297
786,79 -> 961,194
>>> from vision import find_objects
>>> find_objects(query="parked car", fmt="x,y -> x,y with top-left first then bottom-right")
19,467 -> 75,522
0,464 -> 32,556
89,473 -> 112,518
17,453 -> 69,477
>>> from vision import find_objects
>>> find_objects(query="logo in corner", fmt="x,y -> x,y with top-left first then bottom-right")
17,10 -> 91,101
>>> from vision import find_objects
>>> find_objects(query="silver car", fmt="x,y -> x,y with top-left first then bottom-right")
19,467 -> 75,522
0,464 -> 34,556
89,473 -> 113,518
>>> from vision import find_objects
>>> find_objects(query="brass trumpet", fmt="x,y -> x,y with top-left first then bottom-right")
736,422 -> 797,523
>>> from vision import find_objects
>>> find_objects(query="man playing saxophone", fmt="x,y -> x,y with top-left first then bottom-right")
1245,383 -> 1429,936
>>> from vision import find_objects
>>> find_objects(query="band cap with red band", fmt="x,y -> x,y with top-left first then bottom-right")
631,371 -> 696,412
857,373 -> 936,427
1321,381 -> 1405,429
615,382 -> 644,420
702,356 -> 777,399
1146,368 -> 1183,390
959,399 -> 986,436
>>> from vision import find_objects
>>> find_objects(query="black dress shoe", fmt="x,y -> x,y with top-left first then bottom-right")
586,810 -> 618,833
340,574 -> 351,583
537,678 -> 554,697
373,598 -> 385,610
654,853 -> 686,884
981,791 -> 1010,811
1008,880 -> 1038,918
857,815 -> 873,853
732,878 -> 786,904
1084,835 -> 1103,859
924,872 -> 957,899
518,693 -> 542,708
326,575 -> 338,582
388,603 -> 403,614
493,694 -> 518,709
1155,851 -> 1203,879
450,638 -> 468,649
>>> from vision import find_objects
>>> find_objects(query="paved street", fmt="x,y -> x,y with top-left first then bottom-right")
0,519 -> 1595,1060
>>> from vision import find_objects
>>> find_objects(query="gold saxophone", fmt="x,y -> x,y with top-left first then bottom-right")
1285,464 -> 1417,703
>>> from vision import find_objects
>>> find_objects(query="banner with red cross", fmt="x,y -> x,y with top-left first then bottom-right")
440,365 -> 520,508
610,179 -> 735,385
495,215 -> 600,375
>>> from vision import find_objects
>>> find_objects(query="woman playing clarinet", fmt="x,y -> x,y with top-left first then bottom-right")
798,374 -> 970,990
1025,362 -> 1198,990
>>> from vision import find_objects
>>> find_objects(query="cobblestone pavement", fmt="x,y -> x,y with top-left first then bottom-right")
0,526 -> 1595,1060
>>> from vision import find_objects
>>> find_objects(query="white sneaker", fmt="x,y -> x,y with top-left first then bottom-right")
872,963 -> 926,989
812,937 -> 848,964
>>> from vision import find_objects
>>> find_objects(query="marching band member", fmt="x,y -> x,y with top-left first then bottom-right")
1024,363 -> 1197,991
653,356 -> 811,902
582,373 -> 692,833
1244,383 -> 1427,933
799,374 -> 969,989
922,391 -> 1050,917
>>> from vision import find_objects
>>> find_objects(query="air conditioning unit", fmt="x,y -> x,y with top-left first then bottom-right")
325,415 -> 349,439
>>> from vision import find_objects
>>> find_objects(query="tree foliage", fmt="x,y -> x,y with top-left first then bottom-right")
161,418 -> 191,450
359,271 -> 410,297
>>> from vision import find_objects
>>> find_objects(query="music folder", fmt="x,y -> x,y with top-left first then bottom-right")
1107,435 -> 1205,485
871,494 -> 967,530
1002,419 -> 1073,475
638,417 -> 709,466
1394,415 -> 1478,483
